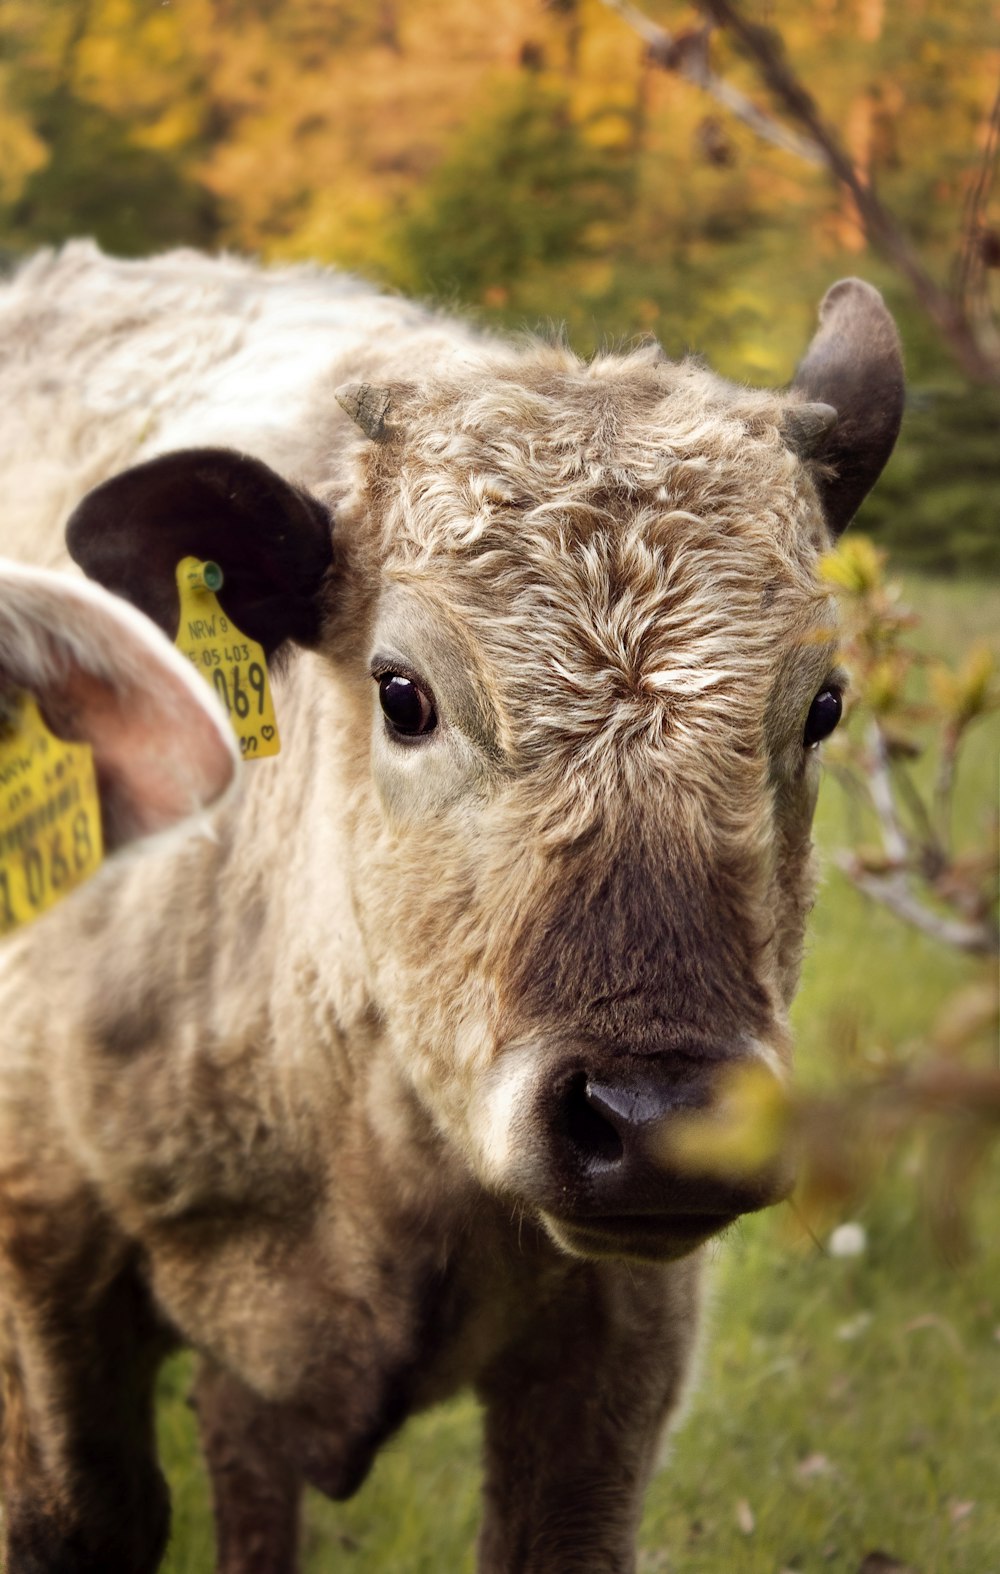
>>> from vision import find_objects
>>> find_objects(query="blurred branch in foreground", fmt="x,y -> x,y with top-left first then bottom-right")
602,0 -> 1000,384
822,537 -> 999,959
659,543 -> 998,1253
665,1045 -> 999,1259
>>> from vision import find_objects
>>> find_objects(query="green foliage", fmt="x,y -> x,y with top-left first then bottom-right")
860,386 -> 1000,577
396,80 -> 633,300
0,0 -> 218,254
3,96 -> 218,256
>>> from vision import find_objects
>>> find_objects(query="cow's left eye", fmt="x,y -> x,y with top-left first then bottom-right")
377,672 -> 437,737
804,687 -> 842,747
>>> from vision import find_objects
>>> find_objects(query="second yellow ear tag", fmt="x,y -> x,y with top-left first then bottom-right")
0,692 -> 104,935
174,558 -> 280,760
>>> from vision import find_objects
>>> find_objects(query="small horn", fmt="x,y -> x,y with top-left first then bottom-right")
780,401 -> 838,459
336,383 -> 392,442
791,278 -> 904,535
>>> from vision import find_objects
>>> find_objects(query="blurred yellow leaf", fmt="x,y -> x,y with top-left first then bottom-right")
864,657 -> 904,713
820,537 -> 886,595
930,644 -> 997,727
656,1062 -> 791,1179
0,94 -> 48,204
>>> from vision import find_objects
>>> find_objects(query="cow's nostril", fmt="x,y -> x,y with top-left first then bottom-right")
560,1072 -> 624,1165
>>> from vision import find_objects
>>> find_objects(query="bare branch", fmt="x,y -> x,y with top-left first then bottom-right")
836,855 -> 1000,956
691,0 -> 1000,384
877,1060 -> 1000,1120
887,758 -> 945,867
602,0 -> 1000,378
598,0 -> 825,165
953,71 -> 1000,366
863,721 -> 910,865
931,721 -> 961,856
954,72 -> 1000,298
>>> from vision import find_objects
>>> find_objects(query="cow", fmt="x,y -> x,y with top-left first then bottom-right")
0,242 -> 903,1574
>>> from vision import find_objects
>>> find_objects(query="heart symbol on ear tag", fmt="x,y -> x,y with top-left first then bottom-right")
261,725 -> 275,742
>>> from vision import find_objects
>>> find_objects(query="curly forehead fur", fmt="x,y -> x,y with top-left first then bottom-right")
360,342 -> 836,788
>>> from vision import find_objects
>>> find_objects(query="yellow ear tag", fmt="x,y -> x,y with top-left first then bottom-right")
0,692 -> 104,935
174,558 -> 280,761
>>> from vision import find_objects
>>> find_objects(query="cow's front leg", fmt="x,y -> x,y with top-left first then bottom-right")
191,1358 -> 303,1574
475,1254 -> 704,1574
0,1225 -> 171,1574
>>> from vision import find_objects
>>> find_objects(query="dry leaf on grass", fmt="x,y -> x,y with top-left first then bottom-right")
795,1451 -> 833,1480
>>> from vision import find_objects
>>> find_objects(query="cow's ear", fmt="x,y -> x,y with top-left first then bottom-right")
0,562 -> 238,849
786,278 -> 905,538
66,448 -> 333,659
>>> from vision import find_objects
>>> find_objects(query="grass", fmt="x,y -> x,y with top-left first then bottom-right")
159,574 -> 1000,1574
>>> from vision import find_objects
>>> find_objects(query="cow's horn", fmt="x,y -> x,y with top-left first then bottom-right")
790,278 -> 904,536
336,382 -> 393,442
780,400 -> 838,458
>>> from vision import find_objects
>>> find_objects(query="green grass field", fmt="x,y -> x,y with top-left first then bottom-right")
159,575 -> 1000,1574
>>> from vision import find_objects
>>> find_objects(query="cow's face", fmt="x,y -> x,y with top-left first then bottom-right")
338,352 -> 838,1259
66,280 -> 902,1262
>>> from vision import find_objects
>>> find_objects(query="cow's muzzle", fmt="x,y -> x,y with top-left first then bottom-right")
526,1048 -> 794,1261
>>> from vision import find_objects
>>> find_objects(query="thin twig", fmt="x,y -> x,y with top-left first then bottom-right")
931,721 -> 961,857
865,721 -> 909,865
598,0 -> 825,164
836,855 -> 999,955
603,0 -> 999,380
692,0 -> 1000,384
887,757 -> 945,869
954,71 -> 1000,305
954,72 -> 1000,372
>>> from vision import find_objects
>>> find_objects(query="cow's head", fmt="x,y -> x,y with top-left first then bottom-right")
67,279 -> 903,1261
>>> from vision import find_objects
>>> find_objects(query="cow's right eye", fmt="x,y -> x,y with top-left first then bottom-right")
377,672 -> 437,737
803,686 -> 842,747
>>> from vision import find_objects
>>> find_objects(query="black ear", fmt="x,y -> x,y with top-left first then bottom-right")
787,278 -> 905,538
66,449 -> 334,659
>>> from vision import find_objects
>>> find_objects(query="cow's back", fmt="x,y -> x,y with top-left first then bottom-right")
0,241 -> 494,566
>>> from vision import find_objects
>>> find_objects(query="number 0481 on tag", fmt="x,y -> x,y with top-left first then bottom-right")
174,558 -> 280,760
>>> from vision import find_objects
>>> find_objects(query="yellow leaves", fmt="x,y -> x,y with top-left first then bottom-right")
930,644 -> 998,729
0,96 -> 49,205
73,0 -> 195,120
133,100 -> 204,156
864,657 -> 904,714
634,297 -> 663,328
820,535 -> 924,728
820,536 -> 886,596
572,258 -> 616,297
277,185 -> 397,275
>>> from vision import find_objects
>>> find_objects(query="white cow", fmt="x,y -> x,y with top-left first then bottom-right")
0,244 -> 903,1573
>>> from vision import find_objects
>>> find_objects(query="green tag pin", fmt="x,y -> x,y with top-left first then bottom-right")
186,560 -> 224,594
